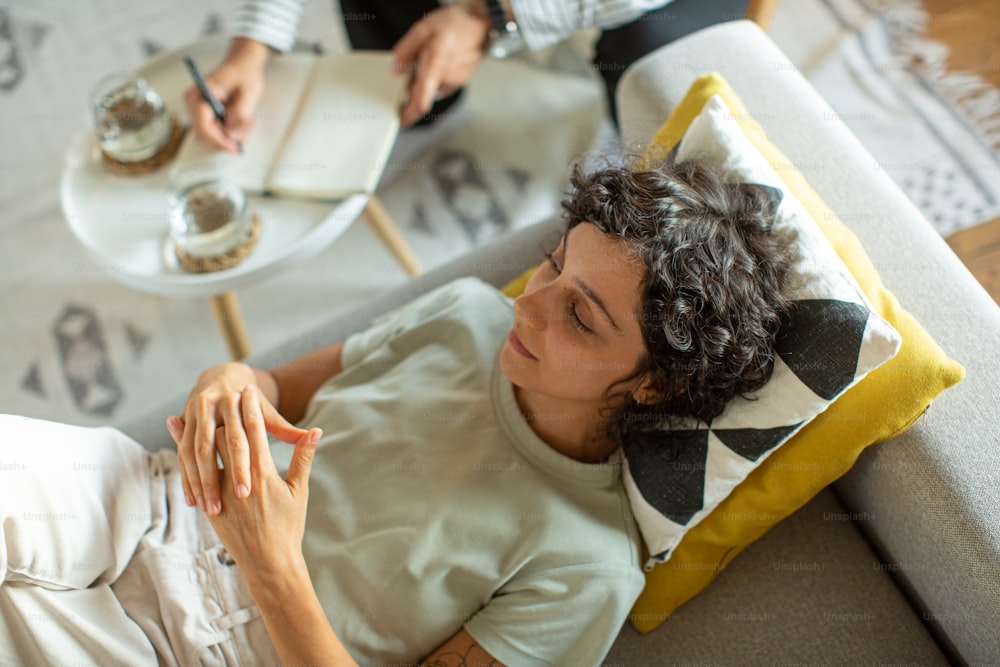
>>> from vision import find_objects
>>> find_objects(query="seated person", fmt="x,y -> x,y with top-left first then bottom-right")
0,157 -> 793,666
187,0 -> 751,150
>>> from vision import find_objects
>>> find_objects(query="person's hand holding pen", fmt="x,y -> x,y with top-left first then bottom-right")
183,37 -> 270,154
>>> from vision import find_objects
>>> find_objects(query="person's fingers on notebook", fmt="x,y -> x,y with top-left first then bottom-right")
393,19 -> 430,125
183,62 -> 260,153
221,67 -> 264,145
402,55 -> 444,127
184,82 -> 238,152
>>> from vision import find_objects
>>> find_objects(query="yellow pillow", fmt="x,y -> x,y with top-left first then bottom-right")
502,73 -> 964,633
501,269 -> 533,299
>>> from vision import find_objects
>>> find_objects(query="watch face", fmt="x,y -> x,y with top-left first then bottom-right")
489,32 -> 523,59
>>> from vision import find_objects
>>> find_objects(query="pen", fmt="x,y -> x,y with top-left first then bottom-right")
182,54 -> 243,154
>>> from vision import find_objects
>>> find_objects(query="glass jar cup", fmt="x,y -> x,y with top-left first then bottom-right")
90,73 -> 174,163
167,159 -> 252,260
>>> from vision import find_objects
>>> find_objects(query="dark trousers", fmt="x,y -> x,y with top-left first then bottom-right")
338,0 -> 750,124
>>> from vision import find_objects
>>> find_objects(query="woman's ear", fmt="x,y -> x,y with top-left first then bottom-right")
631,376 -> 663,405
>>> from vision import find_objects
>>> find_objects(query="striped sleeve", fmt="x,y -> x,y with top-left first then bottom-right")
510,0 -> 675,51
233,0 -> 308,53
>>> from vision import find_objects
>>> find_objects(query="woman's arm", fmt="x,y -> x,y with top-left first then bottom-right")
269,341 -> 344,424
420,629 -> 506,667
253,572 -> 507,667
170,341 -> 344,516
203,387 -> 506,667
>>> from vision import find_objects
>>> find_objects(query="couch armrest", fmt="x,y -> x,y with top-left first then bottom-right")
616,20 -> 1000,663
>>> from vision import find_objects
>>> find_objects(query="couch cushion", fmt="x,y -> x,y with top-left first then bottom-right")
604,487 -> 948,664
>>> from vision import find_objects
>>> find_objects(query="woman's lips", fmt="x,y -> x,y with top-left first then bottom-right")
508,329 -> 537,360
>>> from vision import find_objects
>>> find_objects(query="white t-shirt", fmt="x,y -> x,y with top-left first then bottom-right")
292,277 -> 645,667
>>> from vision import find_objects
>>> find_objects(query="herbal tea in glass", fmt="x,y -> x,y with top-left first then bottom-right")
91,74 -> 173,163
168,167 -> 250,259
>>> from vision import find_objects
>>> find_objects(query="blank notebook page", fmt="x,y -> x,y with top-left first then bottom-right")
267,51 -> 404,198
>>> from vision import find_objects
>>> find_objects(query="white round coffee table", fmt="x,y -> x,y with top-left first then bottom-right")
60,37 -> 421,359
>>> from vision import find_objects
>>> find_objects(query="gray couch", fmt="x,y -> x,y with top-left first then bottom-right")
125,21 -> 1000,666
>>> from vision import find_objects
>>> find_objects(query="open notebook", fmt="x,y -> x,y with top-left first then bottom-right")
174,50 -> 406,200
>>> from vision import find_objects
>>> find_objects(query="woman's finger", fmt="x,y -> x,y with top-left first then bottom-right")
215,425 -> 233,470
167,415 -> 197,508
241,385 -> 278,480
194,395 -> 222,515
179,411 -> 209,511
221,391 -> 251,499
259,395 -> 309,444
286,429 -> 322,492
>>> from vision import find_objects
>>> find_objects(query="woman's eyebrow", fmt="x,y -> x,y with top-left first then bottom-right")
564,232 -> 622,333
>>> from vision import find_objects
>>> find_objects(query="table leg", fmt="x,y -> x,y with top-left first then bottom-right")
746,0 -> 778,29
363,195 -> 423,276
209,292 -> 252,360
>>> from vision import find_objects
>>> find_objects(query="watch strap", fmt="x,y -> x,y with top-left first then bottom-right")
484,0 -> 511,33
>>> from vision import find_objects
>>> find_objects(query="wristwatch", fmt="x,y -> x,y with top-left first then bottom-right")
483,0 -> 524,59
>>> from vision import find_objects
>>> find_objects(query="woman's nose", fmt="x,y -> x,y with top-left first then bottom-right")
513,290 -> 547,331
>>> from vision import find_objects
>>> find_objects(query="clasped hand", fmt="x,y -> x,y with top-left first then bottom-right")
167,363 -> 319,515
167,382 -> 321,583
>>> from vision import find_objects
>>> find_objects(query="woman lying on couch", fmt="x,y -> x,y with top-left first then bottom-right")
0,157 -> 793,667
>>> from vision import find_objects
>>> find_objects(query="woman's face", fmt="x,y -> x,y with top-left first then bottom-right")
500,223 -> 651,410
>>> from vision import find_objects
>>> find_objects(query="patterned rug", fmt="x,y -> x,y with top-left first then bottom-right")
770,0 -> 1000,237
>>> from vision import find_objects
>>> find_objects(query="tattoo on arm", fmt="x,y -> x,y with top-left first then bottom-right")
425,648 -> 502,667
421,628 -> 505,667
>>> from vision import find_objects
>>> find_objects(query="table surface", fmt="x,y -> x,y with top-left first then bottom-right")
60,36 -> 370,298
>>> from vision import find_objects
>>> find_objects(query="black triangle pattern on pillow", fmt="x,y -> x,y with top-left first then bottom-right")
713,423 -> 804,462
624,429 -> 710,525
624,299 -> 869,530
776,299 -> 869,400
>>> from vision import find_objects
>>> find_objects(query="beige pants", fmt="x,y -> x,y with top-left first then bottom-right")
0,415 -> 280,666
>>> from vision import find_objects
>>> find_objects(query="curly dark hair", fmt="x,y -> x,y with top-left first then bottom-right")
560,156 -> 796,443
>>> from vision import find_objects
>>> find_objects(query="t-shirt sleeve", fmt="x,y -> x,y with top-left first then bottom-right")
463,562 -> 645,667
341,278 -> 502,370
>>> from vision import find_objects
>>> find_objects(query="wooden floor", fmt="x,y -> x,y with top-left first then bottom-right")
921,0 -> 1000,91
920,0 -> 1000,305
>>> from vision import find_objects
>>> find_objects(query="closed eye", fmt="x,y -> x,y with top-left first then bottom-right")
544,252 -> 593,335
544,251 -> 558,274
569,302 -> 593,334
